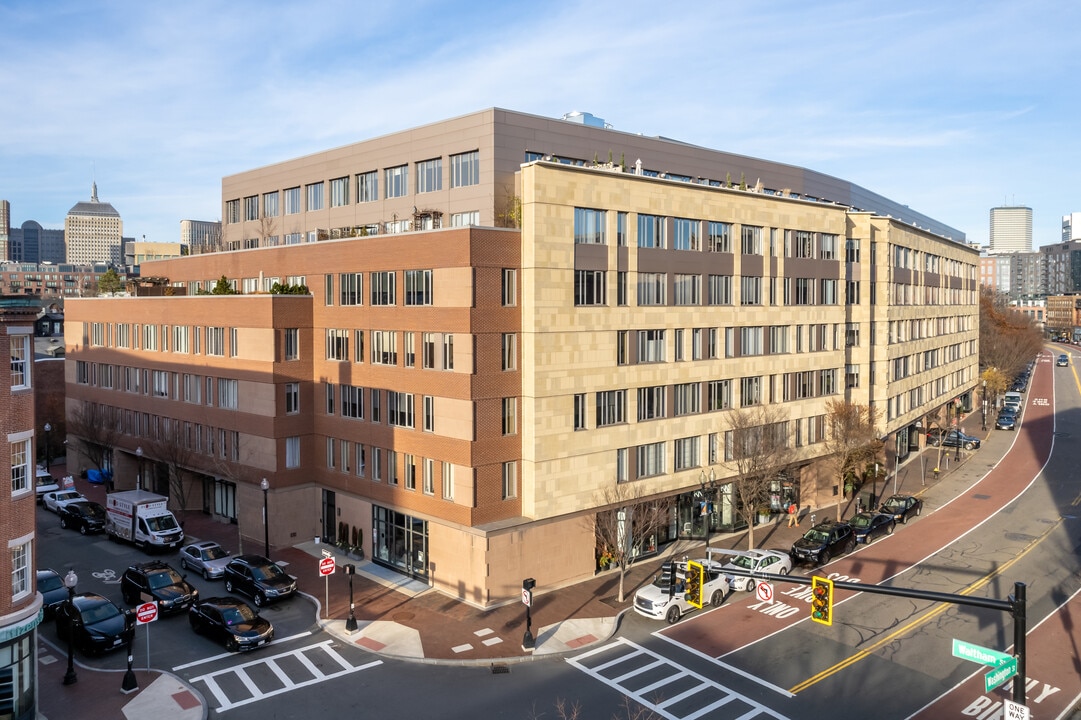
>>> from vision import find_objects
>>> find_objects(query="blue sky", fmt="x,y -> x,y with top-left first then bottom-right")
2,0 -> 1078,249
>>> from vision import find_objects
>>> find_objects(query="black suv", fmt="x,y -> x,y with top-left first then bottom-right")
790,520 -> 855,566
58,500 -> 107,534
120,561 -> 199,614
223,555 -> 297,607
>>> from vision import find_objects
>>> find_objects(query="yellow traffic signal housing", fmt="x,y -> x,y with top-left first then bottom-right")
811,576 -> 834,626
684,560 -> 705,608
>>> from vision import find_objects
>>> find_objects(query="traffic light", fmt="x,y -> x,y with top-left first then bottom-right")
811,576 -> 834,626
684,560 -> 705,609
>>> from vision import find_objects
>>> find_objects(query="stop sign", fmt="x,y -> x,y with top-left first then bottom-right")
318,557 -> 336,576
135,601 -> 158,624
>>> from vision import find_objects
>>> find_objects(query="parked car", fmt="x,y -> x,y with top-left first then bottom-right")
1058,354 -> 1069,367
43,489 -> 86,514
995,410 -> 1017,431
189,596 -> 274,652
790,521 -> 855,566
848,512 -> 896,544
633,559 -> 730,624
180,541 -> 232,580
58,500 -> 107,534
1003,391 -> 1023,412
928,429 -> 981,450
717,549 -> 792,591
120,561 -> 199,614
223,555 -> 297,607
878,494 -> 923,524
54,592 -> 134,656
37,568 -> 69,620
34,469 -> 59,503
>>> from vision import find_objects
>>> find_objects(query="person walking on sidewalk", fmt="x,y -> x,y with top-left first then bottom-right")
786,502 -> 799,527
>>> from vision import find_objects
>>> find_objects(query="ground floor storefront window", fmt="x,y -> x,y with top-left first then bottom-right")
675,482 -> 745,539
201,476 -> 237,523
0,632 -> 35,720
372,505 -> 428,582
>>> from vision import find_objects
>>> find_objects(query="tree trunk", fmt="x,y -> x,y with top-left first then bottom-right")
617,564 -> 626,603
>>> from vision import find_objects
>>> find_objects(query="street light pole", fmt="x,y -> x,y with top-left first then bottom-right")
955,401 -> 962,461
135,446 -> 143,490
44,422 -> 52,471
62,570 -> 78,685
981,380 -> 987,432
260,478 -> 270,558
344,563 -> 358,632
699,467 -> 716,563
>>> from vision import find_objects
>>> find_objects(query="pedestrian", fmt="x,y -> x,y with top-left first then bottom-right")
786,502 -> 799,527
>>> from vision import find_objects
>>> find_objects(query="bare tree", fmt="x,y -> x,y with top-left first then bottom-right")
821,399 -> 883,520
979,286 -> 1044,379
592,485 -> 672,603
727,405 -> 795,550
66,401 -> 122,477
143,418 -> 198,522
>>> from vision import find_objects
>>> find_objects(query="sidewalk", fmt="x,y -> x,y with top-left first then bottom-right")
38,409 -> 1006,717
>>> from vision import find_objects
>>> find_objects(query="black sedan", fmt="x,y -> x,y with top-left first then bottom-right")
849,512 -> 896,544
189,597 -> 274,652
58,500 -> 107,534
878,494 -> 923,524
995,410 -> 1017,431
928,429 -> 981,450
54,592 -> 134,656
37,569 -> 69,620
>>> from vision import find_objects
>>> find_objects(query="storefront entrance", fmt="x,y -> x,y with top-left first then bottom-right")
372,505 -> 429,582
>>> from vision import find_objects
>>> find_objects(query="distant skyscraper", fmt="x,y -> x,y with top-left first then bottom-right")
65,182 -> 122,265
180,219 -> 222,253
989,206 -> 1032,254
0,200 -> 9,260
8,221 -> 65,264
1063,212 -> 1081,242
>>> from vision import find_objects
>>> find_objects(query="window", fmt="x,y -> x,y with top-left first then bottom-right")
403,332 -> 415,367
306,182 -> 324,211
275,190 -> 300,220
385,165 -> 408,198
356,171 -> 378,202
422,458 -> 435,495
674,328 -> 684,361
707,379 -> 731,411
791,230 -> 814,259
740,276 -> 761,305
286,437 -> 300,468
207,327 -> 225,356
356,444 -> 367,477
741,225 -> 762,255
673,382 -> 701,416
821,234 -> 837,260
229,327 -> 238,357
143,323 -> 158,351
173,325 -> 189,354
341,384 -> 364,419
389,391 -> 414,428
285,328 -> 299,360
740,376 -> 762,407
617,271 -> 627,306
502,269 -> 517,306
404,270 -> 432,306
326,329 -> 349,361
795,278 -> 814,305
442,462 -> 454,500
821,279 -> 838,304
502,461 -> 517,499
371,271 -> 395,305
372,448 -> 382,481
423,395 -> 434,432
708,221 -> 731,252
637,272 -> 666,305
330,177 -> 349,207
573,394 -> 587,430
326,438 -> 337,469
708,275 -> 732,305
502,397 -> 517,435
10,438 -> 29,494
846,239 -> 861,263
263,191 -> 279,217
636,442 -> 665,479
9,334 -> 30,389
451,150 -> 479,188
11,538 -> 30,598
846,281 -> 861,304
153,370 -> 169,397
443,334 -> 454,370
637,329 -> 665,363
422,333 -> 437,369
225,199 -> 240,223
218,379 -> 238,409
574,270 -> 606,305
617,212 -> 628,246
740,326 -> 764,356
617,330 -> 629,366
673,274 -> 700,305
285,383 -> 299,414
353,330 -> 365,363
502,333 -> 516,370
416,158 -> 442,193
672,218 -> 699,251
616,448 -> 629,483
637,386 -> 666,421
637,214 -> 665,248
674,436 -> 700,471
372,331 -> 397,365
451,211 -> 479,226
244,195 -> 259,221
596,390 -> 626,426
574,208 -> 606,244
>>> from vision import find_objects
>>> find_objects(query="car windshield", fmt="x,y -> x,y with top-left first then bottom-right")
729,555 -> 755,570
221,604 -> 256,626
81,601 -> 121,624
802,529 -> 828,543
882,498 -> 905,511
849,514 -> 873,529
146,515 -> 179,532
39,574 -> 63,592
148,569 -> 184,589
202,546 -> 229,561
84,504 -> 106,519
251,564 -> 284,581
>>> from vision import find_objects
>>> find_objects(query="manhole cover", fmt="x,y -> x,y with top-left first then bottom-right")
392,612 -> 415,622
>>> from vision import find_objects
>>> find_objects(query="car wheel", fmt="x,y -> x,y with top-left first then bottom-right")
886,522 -> 895,535
915,504 -> 922,516
901,513 -> 908,524
254,593 -> 266,608
665,605 -> 681,624
59,516 -> 68,529
746,579 -> 756,592
964,442 -> 975,450
79,524 -> 88,536
225,579 -> 234,593
818,550 -> 831,565
778,567 -> 789,576
864,533 -> 874,545
711,589 -> 726,606
845,539 -> 855,554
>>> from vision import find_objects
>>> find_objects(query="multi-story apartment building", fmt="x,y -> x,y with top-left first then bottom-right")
0,262 -> 114,299
180,220 -> 222,254
1,297 -> 42,720
65,183 -> 122,266
0,200 -> 10,261
989,206 -> 1033,255
64,109 -> 979,606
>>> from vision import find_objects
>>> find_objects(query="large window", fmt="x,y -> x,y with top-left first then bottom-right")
356,171 -> 378,202
385,165 -> 408,198
284,186 -> 301,214
740,276 -> 762,305
372,331 -> 397,365
674,436 -> 700,471
673,382 -> 701,416
708,275 -> 732,305
636,442 -> 665,479
740,376 -> 762,407
708,221 -> 731,252
218,379 -> 239,409
404,270 -> 432,306
306,182 -> 324,211
451,150 -> 479,187
637,329 -> 665,363
263,191 -> 279,217
574,270 -> 606,306
225,199 -> 240,223
244,195 -> 259,221
285,328 -> 299,360
286,437 -> 300,468
10,438 -> 29,494
285,383 -> 299,414
574,208 -> 606,244
502,462 -> 517,499
637,272 -> 666,305
596,390 -> 626,426
340,273 -> 363,306
389,392 -> 415,428
673,274 -> 700,305
341,384 -> 364,419
672,218 -> 699,251
416,158 -> 442,193
741,225 -> 762,255
11,538 -> 30,598
9,334 -> 30,389
330,177 -> 349,207
502,269 -> 517,306
637,214 -> 665,248
637,385 -> 666,421
707,379 -> 731,411
371,271 -> 395,305
326,329 -> 349,360
207,327 -> 225,356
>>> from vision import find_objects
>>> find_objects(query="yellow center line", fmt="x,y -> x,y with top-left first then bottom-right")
789,518 -> 1061,694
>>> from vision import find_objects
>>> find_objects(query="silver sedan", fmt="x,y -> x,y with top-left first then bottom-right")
180,541 -> 233,580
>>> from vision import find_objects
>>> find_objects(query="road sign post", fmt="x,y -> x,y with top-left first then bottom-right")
319,557 -> 336,619
135,601 -> 157,672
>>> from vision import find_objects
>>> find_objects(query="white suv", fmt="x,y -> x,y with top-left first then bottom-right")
633,559 -> 730,624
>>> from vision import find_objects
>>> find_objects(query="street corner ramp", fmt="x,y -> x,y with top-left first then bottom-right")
350,619 -> 423,658
534,617 -> 617,656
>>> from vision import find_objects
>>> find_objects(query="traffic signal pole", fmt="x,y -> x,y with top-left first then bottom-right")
723,568 -> 1027,703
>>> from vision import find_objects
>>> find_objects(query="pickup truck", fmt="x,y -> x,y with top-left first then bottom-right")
633,558 -> 730,624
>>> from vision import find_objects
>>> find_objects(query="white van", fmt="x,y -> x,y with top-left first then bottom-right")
1003,392 -> 1023,412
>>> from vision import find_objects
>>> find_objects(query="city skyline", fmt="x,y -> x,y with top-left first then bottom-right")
1,0 -> 1079,248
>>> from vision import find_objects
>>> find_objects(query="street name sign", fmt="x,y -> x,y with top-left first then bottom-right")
985,656 -> 1018,693
951,638 -> 1011,667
